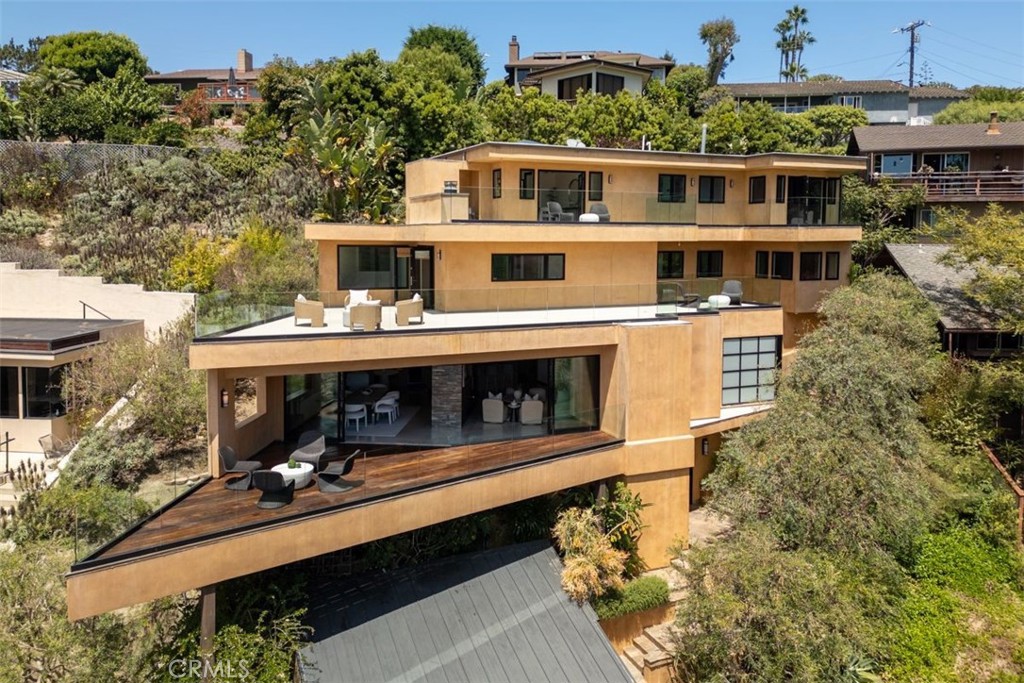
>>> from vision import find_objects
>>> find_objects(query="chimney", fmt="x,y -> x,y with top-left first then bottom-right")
508,35 -> 519,63
237,49 -> 253,74
986,111 -> 1001,135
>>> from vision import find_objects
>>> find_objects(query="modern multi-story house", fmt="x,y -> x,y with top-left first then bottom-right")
144,49 -> 262,105
849,115 -> 1024,225
65,142 -> 863,629
504,36 -> 674,100
724,80 -> 966,125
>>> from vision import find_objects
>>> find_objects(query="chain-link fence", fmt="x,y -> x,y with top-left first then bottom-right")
0,139 -> 192,182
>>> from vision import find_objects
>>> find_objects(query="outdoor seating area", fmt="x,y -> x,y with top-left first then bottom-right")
482,387 -> 546,425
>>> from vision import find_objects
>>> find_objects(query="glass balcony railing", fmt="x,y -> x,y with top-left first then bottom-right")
422,186 -> 853,226
194,279 -> 783,339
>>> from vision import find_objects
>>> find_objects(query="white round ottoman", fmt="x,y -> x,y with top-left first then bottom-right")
578,213 -> 600,222
707,294 -> 732,309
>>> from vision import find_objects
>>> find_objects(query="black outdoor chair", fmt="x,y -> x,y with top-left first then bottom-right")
218,445 -> 261,490
318,449 -> 363,493
292,430 -> 327,471
252,470 -> 295,509
721,280 -> 743,306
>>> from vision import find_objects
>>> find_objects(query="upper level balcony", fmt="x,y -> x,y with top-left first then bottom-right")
200,82 -> 261,104
410,186 -> 854,229
874,170 -> 1024,202
193,278 -> 783,341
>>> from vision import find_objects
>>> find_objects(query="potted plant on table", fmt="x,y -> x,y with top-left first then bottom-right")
288,456 -> 299,469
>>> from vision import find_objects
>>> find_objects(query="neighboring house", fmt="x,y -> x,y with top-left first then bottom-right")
300,542 -> 633,683
144,49 -> 262,105
504,35 -> 674,100
881,243 -> 1021,358
0,318 -> 144,454
0,68 -> 28,102
723,80 -> 967,125
848,115 -> 1024,225
65,141 -> 864,628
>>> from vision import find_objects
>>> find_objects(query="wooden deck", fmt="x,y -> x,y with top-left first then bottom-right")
89,431 -> 620,565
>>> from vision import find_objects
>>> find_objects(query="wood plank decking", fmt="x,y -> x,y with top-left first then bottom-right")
90,431 -> 620,564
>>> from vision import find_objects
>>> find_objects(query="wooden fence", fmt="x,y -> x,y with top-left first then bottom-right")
983,443 -> 1024,548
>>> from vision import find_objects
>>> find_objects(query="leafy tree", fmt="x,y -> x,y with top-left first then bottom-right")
0,36 -> 45,72
214,218 -> 316,294
254,56 -> 311,133
665,64 -> 709,116
699,17 -> 740,87
933,99 -> 1024,124
801,104 -> 869,148
38,31 -> 148,83
91,66 -> 162,129
136,119 -> 189,147
482,86 -> 571,144
36,88 -> 110,141
841,175 -> 925,262
931,204 -> 1024,334
21,64 -> 84,98
806,73 -> 844,82
963,85 -> 1024,102
319,49 -> 393,123
175,88 -> 211,128
0,90 -> 19,139
403,24 -> 487,93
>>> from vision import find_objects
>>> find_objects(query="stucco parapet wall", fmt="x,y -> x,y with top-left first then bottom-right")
190,323 -> 624,372
305,223 -> 862,244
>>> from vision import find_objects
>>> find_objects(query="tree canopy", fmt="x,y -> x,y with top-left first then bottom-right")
699,18 -> 740,87
38,31 -> 148,83
402,24 -> 486,94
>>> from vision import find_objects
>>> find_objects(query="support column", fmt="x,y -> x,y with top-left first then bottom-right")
431,365 -> 463,440
200,584 -> 216,682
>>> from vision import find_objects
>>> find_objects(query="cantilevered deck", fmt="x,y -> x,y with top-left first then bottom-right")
82,431 -> 621,566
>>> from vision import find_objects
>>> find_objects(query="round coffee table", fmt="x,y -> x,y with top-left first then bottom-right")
271,462 -> 314,489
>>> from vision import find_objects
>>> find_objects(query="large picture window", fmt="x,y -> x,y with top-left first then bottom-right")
657,251 -> 684,279
558,74 -> 591,101
696,250 -> 723,278
722,336 -> 780,405
23,365 -> 66,418
338,246 -> 396,289
492,254 -> 565,281
658,174 -> 686,203
699,176 -> 726,204
596,73 -> 625,96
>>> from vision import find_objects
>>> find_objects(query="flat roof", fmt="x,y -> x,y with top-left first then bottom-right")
0,318 -> 139,353
300,541 -> 633,683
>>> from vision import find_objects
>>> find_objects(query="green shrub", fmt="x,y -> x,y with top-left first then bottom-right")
4,482 -> 151,546
0,208 -> 49,241
0,243 -> 61,269
912,525 -> 1018,597
883,581 -> 963,681
592,575 -> 669,620
63,427 -> 158,490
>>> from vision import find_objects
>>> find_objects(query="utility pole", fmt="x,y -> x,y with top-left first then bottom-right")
898,20 -> 927,87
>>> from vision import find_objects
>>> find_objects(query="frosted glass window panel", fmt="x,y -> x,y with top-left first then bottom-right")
724,339 -> 741,354
759,337 -> 777,352
722,389 -> 740,404
741,338 -> 759,354
723,356 -> 740,372
758,352 -> 776,368
723,372 -> 740,388
740,387 -> 758,403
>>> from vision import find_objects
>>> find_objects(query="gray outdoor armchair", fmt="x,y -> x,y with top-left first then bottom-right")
589,203 -> 611,222
721,280 -> 743,306
318,449 -> 362,493
292,430 -> 327,471
253,470 -> 295,509
218,445 -> 261,490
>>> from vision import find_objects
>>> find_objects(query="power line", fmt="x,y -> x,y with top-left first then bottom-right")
814,49 -> 907,72
895,20 -> 927,87
930,24 -> 1024,61
919,50 -> 1024,86
926,35 -> 1024,69
917,48 -> 1024,85
877,49 -> 910,81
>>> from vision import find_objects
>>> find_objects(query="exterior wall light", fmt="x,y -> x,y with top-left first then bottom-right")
729,179 -> 734,188
220,388 -> 230,408
701,437 -> 709,456
443,180 -> 458,194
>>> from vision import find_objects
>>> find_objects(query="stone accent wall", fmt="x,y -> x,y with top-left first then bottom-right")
431,365 -> 464,432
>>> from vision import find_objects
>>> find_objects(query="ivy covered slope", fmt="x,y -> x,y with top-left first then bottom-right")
673,273 -> 1024,683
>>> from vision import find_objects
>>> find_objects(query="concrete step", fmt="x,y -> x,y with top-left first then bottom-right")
620,654 -> 645,683
633,633 -> 662,655
645,624 -> 677,652
670,557 -> 687,573
623,646 -> 646,671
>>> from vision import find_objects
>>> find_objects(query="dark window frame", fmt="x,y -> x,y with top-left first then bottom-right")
657,251 -> 684,279
22,365 -> 66,419
0,365 -> 18,419
699,176 -> 726,204
825,251 -> 840,280
749,175 -> 766,204
492,169 -> 502,198
775,175 -> 786,203
696,250 -> 724,278
799,252 -> 823,281
657,174 -> 686,203
826,177 -> 838,205
771,251 -> 793,280
491,253 -> 566,282
588,172 -> 603,201
755,251 -> 769,279
722,336 -> 781,406
519,169 -> 535,200
596,72 -> 625,96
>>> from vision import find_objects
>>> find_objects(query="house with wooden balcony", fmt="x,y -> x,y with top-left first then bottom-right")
144,49 -> 262,105
64,143 -> 864,643
849,115 -> 1024,225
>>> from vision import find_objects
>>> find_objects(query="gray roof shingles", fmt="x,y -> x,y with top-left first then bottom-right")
849,121 -> 1024,153
299,542 -> 633,683
723,79 -> 910,97
885,243 -> 999,331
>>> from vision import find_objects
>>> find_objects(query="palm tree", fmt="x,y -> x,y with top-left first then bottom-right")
775,6 -> 814,82
25,66 -> 83,98
780,61 -> 809,83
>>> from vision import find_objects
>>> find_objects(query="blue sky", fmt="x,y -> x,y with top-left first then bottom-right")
2,1 -> 1022,88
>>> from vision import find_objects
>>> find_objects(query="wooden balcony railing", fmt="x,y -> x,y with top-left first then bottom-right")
877,170 -> 1024,201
